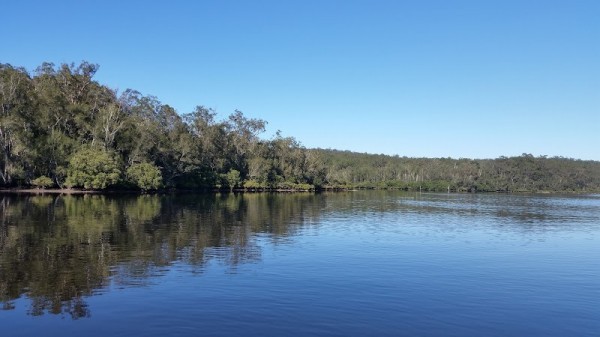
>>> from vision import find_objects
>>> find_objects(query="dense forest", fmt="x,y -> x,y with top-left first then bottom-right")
1,61 -> 599,193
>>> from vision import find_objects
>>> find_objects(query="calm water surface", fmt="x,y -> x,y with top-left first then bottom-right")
1,192 -> 599,336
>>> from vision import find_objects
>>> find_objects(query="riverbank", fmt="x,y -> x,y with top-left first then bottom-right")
0,187 -> 317,194
0,188 -> 103,194
1,187 -> 596,195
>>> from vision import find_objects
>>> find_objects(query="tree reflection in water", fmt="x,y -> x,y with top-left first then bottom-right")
0,193 -> 324,319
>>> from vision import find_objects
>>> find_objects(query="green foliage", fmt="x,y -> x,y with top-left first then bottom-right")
126,162 -> 162,190
222,169 -> 241,192
1,61 -> 599,192
0,64 -> 37,186
65,148 -> 121,189
243,179 -> 267,190
31,176 -> 54,189
276,181 -> 314,191
317,150 -> 600,193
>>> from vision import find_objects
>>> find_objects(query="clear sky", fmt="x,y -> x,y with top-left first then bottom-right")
3,0 -> 599,160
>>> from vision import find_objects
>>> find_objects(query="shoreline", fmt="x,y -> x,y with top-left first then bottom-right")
1,187 -> 596,195
0,188 -> 103,194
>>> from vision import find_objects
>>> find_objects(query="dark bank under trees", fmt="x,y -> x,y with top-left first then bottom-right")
1,61 -> 599,193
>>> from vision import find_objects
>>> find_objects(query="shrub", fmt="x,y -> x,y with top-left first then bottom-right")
126,162 -> 162,190
243,179 -> 266,190
31,176 -> 54,189
65,148 -> 121,189
222,169 -> 240,192
276,181 -> 314,191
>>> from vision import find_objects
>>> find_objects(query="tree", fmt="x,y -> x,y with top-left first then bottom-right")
0,64 -> 37,186
94,101 -> 125,150
227,110 -> 266,178
223,169 -> 241,192
126,162 -> 162,190
65,147 -> 121,189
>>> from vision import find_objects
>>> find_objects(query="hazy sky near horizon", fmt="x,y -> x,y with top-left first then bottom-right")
3,0 -> 599,160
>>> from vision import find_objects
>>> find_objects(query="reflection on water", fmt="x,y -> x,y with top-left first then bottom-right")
0,193 -> 324,318
0,191 -> 599,336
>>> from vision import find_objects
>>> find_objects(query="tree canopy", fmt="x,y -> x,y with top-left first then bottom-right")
1,61 -> 599,193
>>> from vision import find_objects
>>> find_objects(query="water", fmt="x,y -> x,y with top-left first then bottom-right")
0,192 -> 599,336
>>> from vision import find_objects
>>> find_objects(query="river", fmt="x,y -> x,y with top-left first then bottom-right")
1,191 -> 598,336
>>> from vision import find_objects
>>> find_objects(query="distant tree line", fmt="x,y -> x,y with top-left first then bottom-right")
1,61 -> 599,192
318,150 -> 600,192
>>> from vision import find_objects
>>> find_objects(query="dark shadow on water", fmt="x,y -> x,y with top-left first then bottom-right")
0,193 -> 325,319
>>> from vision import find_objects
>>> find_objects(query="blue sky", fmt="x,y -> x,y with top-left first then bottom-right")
3,0 -> 599,160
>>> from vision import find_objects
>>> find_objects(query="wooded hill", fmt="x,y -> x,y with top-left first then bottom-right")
1,61 -> 599,192
317,149 -> 600,192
